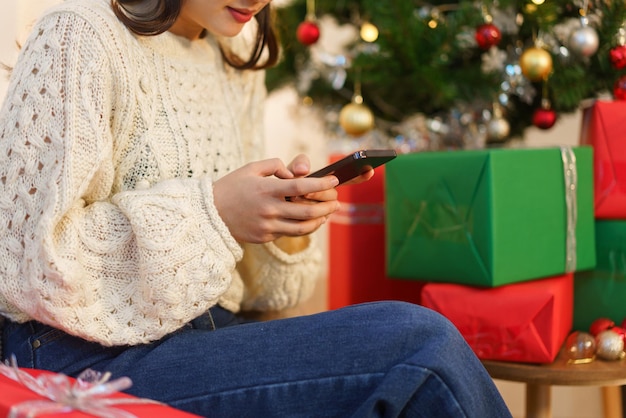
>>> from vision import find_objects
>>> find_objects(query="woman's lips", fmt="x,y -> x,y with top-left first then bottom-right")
228,7 -> 253,23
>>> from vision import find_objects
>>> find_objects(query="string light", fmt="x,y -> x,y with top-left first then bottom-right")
360,22 -> 379,43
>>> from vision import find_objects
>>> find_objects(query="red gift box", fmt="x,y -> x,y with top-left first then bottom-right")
328,156 -> 423,310
421,274 -> 574,364
0,366 -> 201,417
580,100 -> 626,219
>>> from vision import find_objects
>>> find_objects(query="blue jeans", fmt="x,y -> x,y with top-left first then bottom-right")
2,301 -> 512,417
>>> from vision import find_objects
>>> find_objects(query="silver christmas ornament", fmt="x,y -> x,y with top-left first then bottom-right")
596,330 -> 625,361
486,117 -> 510,142
486,103 -> 510,142
569,24 -> 599,57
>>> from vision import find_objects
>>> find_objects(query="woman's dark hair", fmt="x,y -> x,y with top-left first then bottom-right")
111,0 -> 279,70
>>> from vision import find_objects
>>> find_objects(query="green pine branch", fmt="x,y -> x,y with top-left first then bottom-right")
267,0 -> 626,140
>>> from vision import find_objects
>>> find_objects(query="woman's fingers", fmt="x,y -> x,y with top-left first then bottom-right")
213,159 -> 340,244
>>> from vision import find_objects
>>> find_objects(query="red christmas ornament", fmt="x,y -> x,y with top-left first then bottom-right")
532,107 -> 557,130
614,75 -> 626,100
589,317 -> 615,337
297,20 -> 320,46
475,23 -> 502,50
610,45 -> 626,70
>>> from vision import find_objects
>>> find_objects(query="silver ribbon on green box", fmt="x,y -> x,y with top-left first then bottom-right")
560,146 -> 578,273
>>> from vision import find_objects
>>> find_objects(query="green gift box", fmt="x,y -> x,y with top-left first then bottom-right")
385,146 -> 595,287
574,220 -> 626,331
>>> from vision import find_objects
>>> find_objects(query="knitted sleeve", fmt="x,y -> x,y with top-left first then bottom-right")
238,239 -> 323,312
225,48 -> 324,312
0,9 -> 241,345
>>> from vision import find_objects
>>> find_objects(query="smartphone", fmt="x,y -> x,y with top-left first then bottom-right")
307,149 -> 397,185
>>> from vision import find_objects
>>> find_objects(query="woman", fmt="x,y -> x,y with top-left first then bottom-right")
0,0 -> 512,416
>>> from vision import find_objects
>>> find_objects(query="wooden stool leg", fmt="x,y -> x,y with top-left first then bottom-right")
526,383 -> 551,418
602,386 -> 622,418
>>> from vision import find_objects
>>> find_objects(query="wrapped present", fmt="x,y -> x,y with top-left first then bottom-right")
328,159 -> 423,310
421,274 -> 574,363
385,146 -> 595,287
574,220 -> 626,331
0,360 -> 200,418
579,100 -> 626,219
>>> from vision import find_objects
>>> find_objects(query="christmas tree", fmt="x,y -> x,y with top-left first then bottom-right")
266,0 -> 626,150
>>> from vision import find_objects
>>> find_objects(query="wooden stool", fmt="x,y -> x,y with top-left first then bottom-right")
482,348 -> 626,418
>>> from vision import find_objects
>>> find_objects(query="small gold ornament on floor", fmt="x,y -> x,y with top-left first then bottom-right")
567,317 -> 626,364
565,331 -> 596,364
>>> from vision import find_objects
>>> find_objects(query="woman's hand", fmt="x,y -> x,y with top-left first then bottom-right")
212,156 -> 341,244
283,154 -> 336,204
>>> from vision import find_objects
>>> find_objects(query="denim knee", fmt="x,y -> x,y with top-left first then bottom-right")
353,301 -> 462,344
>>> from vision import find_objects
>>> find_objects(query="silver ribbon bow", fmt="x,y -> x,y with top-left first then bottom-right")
0,355 -> 161,418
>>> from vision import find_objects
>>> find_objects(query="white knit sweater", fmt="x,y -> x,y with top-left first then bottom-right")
0,0 -> 322,346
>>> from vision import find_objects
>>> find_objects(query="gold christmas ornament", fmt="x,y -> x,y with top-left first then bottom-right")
565,331 -> 596,364
520,46 -> 553,82
339,101 -> 375,137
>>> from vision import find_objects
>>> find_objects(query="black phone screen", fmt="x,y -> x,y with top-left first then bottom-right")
306,149 -> 397,185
